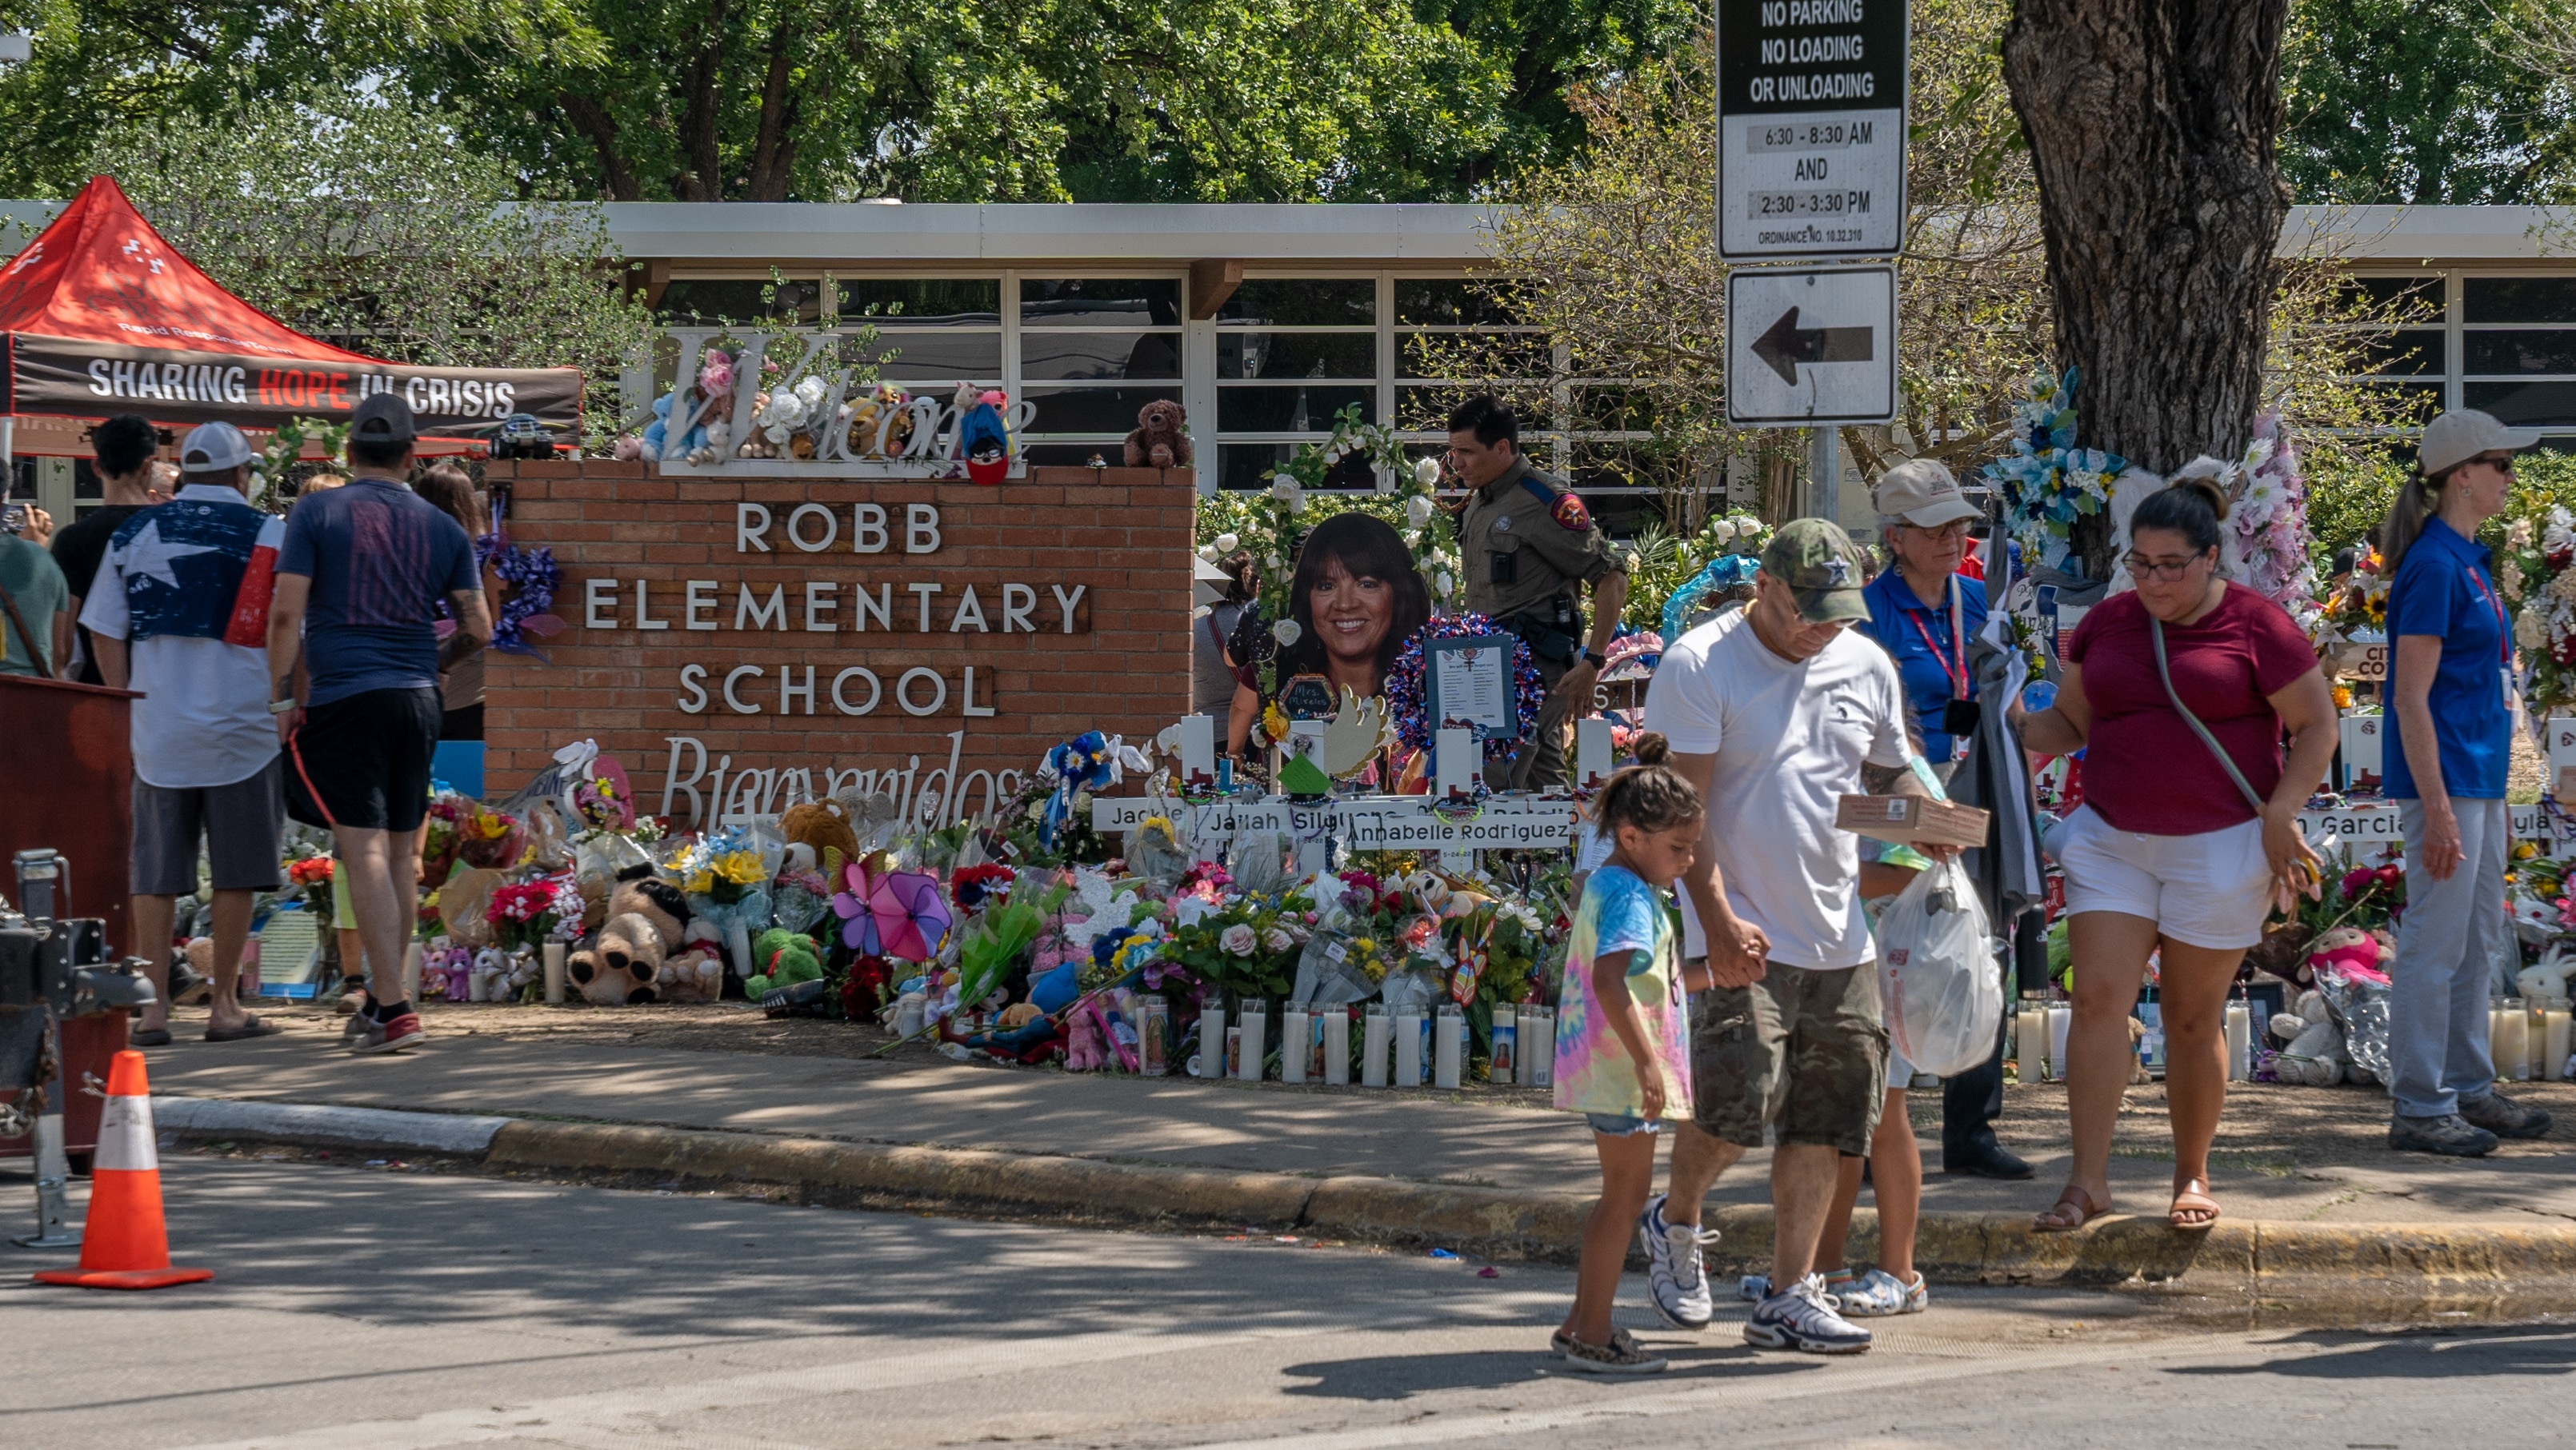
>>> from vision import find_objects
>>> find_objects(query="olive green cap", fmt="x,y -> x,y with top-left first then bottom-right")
1759,517 -> 1870,623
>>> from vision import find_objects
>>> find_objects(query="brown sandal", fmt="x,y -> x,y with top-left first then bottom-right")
2169,1179 -> 2220,1231
2032,1184 -> 2111,1232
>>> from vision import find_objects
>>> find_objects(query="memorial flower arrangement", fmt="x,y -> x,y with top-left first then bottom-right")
2506,507 -> 2576,717
1982,368 -> 2126,577
2226,413 -> 2322,634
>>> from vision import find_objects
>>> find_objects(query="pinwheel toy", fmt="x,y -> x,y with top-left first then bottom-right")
832,858 -> 954,962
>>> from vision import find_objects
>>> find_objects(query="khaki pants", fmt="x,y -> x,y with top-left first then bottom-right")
1502,653 -> 1576,791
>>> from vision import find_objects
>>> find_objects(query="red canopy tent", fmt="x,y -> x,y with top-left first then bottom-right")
0,175 -> 582,458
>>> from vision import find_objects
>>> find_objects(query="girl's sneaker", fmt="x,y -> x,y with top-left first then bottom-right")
1559,1331 -> 1668,1375
1834,1268 -> 1928,1317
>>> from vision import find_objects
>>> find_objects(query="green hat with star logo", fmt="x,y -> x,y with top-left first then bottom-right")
1760,517 -> 1870,623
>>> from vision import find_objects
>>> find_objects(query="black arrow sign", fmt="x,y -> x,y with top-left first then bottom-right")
1750,306 -> 1875,385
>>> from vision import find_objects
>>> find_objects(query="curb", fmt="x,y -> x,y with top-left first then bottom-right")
152,1096 -> 2576,1302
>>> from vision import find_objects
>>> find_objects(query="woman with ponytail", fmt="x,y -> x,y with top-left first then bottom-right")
2015,469 -> 2338,1232
2381,409 -> 2554,1156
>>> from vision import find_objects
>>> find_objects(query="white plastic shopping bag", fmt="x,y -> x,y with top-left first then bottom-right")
1876,858 -> 2002,1079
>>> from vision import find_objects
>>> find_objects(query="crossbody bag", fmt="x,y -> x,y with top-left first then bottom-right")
2151,617 -> 2317,905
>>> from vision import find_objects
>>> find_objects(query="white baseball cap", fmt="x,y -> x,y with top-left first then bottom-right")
2419,408 -> 2540,477
179,421 -> 252,473
1874,457 -> 1980,528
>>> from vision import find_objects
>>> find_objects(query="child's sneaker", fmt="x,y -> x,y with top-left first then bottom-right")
1637,1193 -> 1718,1331
1834,1268 -> 1928,1317
1744,1280 -> 1871,1354
1559,1331 -> 1668,1375
351,1009 -> 425,1055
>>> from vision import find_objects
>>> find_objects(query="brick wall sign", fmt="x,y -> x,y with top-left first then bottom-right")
481,460 -> 1192,829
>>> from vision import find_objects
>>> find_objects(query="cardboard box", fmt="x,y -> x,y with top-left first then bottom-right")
1835,793 -> 1991,849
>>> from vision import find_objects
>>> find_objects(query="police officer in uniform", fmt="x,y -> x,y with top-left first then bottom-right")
1446,395 -> 1629,789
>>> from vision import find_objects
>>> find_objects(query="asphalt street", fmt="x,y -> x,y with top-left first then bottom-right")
2,1151 -> 2571,1450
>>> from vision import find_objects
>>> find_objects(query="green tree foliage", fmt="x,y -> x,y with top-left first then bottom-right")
2282,0 -> 2576,204
85,92 -> 653,447
0,0 -> 1696,202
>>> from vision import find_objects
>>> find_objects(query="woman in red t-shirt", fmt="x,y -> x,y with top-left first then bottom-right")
2014,474 -> 2338,1232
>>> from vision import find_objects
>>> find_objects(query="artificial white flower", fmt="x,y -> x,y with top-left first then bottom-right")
1215,532 -> 1240,552
1274,618 -> 1303,645
1406,495 -> 1435,526
1262,926 -> 1294,953
1709,519 -> 1738,541
1270,473 -> 1299,497
1197,544 -> 1218,561
1220,924 -> 1258,956
1414,456 -> 1442,488
1435,570 -> 1454,597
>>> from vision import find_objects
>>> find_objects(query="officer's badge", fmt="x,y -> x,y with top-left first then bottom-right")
1494,514 -> 1511,533
1550,492 -> 1591,531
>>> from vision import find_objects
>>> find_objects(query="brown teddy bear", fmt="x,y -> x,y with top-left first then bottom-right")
566,868 -> 698,1005
1122,399 -> 1192,469
779,798 -> 862,873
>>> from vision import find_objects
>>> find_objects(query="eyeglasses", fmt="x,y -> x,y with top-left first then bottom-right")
2122,551 -> 2211,582
2472,453 -> 2519,473
1902,520 -> 1971,541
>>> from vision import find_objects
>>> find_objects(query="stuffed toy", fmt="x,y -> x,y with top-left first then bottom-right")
659,924 -> 726,1003
2304,927 -> 2390,986
779,799 -> 862,873
960,393 -> 1013,485
2518,945 -> 2574,1003
1065,1009 -> 1110,1071
1123,400 -> 1192,469
566,868 -> 702,1005
746,927 -> 825,1000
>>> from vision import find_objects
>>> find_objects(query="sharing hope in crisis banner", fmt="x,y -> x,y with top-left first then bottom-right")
4,334 -> 582,440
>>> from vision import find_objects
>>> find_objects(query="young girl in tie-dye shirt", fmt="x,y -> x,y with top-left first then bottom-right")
1550,733 -> 1704,1374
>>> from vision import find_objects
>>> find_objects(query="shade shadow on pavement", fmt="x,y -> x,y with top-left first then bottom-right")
2164,1328 -> 2576,1380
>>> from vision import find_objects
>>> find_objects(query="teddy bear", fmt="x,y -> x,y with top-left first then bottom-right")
2270,987 -> 2350,1087
1122,399 -> 1192,469
566,868 -> 700,1005
746,928 -> 825,1001
779,798 -> 862,874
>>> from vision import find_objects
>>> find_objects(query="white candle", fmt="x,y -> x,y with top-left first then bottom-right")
1490,1014 -> 1518,1084
1200,1000 -> 1228,1079
1281,1006 -> 1310,1083
1434,1005 -> 1463,1089
1323,1007 -> 1351,1085
1394,1010 -> 1423,1087
2224,1002 -> 2250,1082
2543,1001 -> 2573,1081
2497,997 -> 2530,1083
1524,1006 -> 1556,1088
2015,1000 -> 2046,1085
1362,1004 -> 1391,1087
542,942 -> 566,1005
467,963 -> 489,1002
2047,1004 -> 2073,1082
402,942 -> 423,1005
1238,1001 -> 1268,1081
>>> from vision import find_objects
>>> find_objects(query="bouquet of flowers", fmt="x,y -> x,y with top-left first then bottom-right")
486,874 -> 577,950
2226,414 -> 2322,634
1982,369 -> 2127,578
285,855 -> 334,913
2506,507 -> 2576,717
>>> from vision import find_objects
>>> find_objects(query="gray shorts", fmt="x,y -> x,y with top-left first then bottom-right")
133,758 -> 286,896
1690,961 -> 1888,1156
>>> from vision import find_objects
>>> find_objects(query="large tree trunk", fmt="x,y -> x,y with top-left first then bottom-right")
2002,0 -> 2291,580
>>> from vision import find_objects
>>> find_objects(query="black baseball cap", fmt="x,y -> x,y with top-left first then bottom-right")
352,390 -> 417,445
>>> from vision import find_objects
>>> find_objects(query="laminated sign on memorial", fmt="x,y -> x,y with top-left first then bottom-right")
1715,0 -> 1909,260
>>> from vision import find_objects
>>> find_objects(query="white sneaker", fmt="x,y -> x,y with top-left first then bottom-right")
1636,1193 -> 1718,1331
1744,1279 -> 1873,1354
1835,1268 -> 1927,1317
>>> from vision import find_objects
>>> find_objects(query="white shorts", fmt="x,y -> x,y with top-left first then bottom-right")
2054,805 -> 2273,950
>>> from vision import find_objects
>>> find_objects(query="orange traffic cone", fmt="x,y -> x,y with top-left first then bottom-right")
33,1049 -> 214,1290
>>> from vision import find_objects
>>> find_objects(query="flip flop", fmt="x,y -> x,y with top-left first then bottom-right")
203,1015 -> 284,1043
2031,1184 -> 2111,1233
2169,1180 -> 2221,1231
130,1028 -> 173,1047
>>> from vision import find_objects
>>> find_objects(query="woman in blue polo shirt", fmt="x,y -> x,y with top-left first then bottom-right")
1860,459 -> 1987,777
2382,408 -> 2554,1157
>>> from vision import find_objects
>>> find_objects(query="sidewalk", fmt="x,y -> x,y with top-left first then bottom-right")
137,1002 -> 2576,1229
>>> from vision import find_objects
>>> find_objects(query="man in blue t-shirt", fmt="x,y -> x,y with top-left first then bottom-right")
266,393 -> 490,1055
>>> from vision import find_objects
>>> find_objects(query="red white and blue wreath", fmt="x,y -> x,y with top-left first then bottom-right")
1384,612 -> 1545,761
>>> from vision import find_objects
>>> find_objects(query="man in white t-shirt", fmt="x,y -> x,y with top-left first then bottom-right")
1630,517 -> 1937,1356
82,422 -> 287,1046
